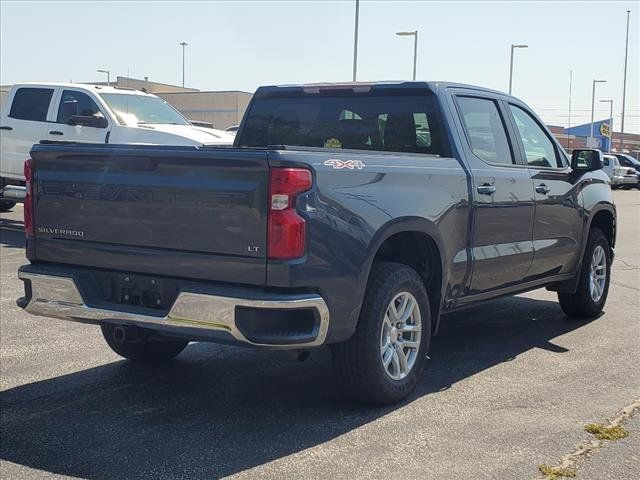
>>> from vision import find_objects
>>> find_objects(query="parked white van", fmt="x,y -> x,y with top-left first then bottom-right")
0,83 -> 235,210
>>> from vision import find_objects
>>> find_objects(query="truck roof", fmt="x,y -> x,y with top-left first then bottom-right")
254,81 -> 514,100
9,82 -> 155,96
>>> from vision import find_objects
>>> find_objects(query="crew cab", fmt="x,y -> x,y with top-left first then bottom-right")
16,82 -> 616,404
0,83 -> 234,210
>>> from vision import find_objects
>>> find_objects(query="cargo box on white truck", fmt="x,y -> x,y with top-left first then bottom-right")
0,83 -> 234,210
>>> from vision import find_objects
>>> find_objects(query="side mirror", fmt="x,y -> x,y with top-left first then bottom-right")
571,149 -> 603,172
69,115 -> 108,129
61,100 -> 78,121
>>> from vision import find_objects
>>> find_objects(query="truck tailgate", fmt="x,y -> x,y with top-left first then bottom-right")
30,144 -> 269,284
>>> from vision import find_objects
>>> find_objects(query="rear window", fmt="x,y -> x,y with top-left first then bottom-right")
9,87 -> 54,121
238,92 -> 446,155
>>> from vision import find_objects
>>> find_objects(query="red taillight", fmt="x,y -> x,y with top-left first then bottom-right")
268,168 -> 312,260
24,159 -> 34,236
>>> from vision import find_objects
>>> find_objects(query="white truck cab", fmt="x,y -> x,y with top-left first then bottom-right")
0,83 -> 235,208
602,154 -> 637,188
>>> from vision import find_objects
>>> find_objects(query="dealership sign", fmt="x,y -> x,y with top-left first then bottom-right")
600,123 -> 611,137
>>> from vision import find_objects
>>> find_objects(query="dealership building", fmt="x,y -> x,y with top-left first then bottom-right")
107,77 -> 252,130
1,77 -> 639,157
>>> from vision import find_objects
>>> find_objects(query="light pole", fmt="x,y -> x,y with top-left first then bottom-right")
590,79 -> 607,142
396,30 -> 418,80
352,0 -> 359,81
508,44 -> 528,94
600,99 -> 613,152
567,69 -> 573,150
97,69 -> 110,86
179,42 -> 188,88
621,10 -> 631,151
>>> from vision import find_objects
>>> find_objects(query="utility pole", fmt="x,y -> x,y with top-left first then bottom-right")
567,70 -> 572,150
412,30 -> 418,80
590,79 -> 606,142
180,42 -> 188,88
508,44 -> 528,94
97,69 -> 110,86
352,0 -> 359,81
396,30 -> 418,80
620,10 -> 631,151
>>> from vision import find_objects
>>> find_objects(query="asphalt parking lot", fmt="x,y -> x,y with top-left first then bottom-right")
1,191 -> 638,480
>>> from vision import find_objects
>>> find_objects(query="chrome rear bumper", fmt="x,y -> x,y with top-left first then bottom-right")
18,270 -> 330,349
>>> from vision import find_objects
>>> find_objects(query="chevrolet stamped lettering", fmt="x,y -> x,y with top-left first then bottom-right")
39,181 -> 250,208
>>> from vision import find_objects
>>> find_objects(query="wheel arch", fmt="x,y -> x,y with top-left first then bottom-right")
587,205 -> 616,251
360,217 -> 447,334
548,203 -> 616,294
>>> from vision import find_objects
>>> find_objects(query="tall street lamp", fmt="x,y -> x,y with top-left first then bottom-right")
620,10 -> 631,151
567,69 -> 573,150
352,0 -> 359,81
97,69 -> 110,86
508,44 -> 528,94
600,99 -> 613,153
590,79 -> 607,141
396,30 -> 418,80
179,42 -> 188,88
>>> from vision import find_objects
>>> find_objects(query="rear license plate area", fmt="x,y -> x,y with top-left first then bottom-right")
97,273 -> 177,311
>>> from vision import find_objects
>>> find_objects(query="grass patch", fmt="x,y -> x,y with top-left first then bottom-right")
538,464 -> 576,479
584,423 -> 629,440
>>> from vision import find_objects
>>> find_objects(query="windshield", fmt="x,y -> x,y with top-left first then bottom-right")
100,93 -> 189,126
238,92 -> 446,156
618,154 -> 640,166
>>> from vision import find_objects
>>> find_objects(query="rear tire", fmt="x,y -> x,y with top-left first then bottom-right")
0,200 -> 16,212
558,228 -> 611,319
101,324 -> 188,362
331,262 -> 432,405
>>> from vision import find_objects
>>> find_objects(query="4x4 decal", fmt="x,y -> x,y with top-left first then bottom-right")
324,159 -> 366,170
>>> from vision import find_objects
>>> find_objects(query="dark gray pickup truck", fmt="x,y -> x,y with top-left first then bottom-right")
17,82 -> 616,404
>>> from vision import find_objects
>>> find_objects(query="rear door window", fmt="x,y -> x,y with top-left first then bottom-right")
9,87 -> 54,121
456,96 -> 515,165
239,92 -> 446,156
57,90 -> 103,124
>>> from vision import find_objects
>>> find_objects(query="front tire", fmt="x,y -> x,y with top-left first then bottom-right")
558,227 -> 611,319
331,262 -> 432,405
101,324 -> 188,362
0,200 -> 16,212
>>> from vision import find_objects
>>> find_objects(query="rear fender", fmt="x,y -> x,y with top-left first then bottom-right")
352,217 -> 448,333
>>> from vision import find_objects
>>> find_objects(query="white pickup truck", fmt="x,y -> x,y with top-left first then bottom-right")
0,83 -> 235,210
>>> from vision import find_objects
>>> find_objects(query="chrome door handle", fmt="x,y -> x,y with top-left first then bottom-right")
477,184 -> 496,195
535,184 -> 551,195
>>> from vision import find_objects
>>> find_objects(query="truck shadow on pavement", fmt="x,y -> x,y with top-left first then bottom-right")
0,294 -> 595,479
0,221 -> 26,249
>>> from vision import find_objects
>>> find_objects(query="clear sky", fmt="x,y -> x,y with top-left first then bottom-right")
1,1 -> 638,132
